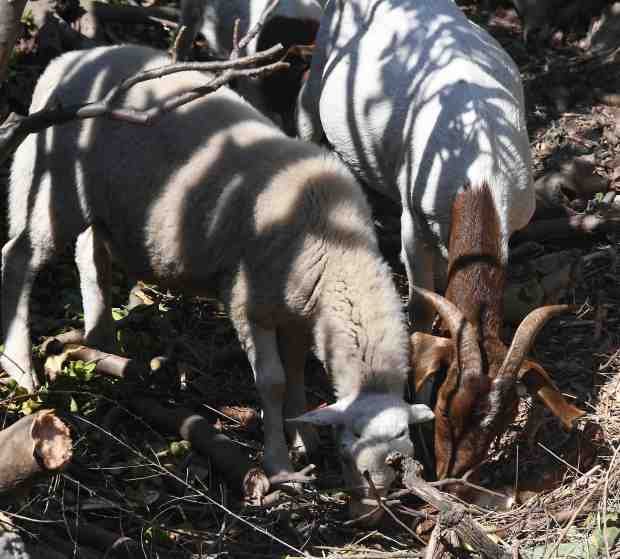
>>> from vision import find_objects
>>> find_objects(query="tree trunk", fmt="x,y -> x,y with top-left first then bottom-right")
0,0 -> 28,121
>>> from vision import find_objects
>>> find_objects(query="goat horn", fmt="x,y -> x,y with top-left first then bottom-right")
411,286 -> 481,373
499,305 -> 574,378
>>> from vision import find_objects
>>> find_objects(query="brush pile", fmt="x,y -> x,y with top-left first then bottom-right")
0,1 -> 619,558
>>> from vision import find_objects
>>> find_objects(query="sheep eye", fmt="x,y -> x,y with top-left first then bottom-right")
353,430 -> 362,439
397,428 -> 408,439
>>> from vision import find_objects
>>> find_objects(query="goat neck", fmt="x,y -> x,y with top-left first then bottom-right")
444,181 -> 505,342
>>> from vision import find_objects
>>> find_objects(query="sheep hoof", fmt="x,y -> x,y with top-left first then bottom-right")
0,363 -> 39,393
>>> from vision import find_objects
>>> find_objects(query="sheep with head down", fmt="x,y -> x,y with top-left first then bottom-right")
1,44 -> 433,517
297,0 -> 585,487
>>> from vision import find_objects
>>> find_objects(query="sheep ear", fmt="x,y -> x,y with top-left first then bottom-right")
518,360 -> 585,429
410,332 -> 454,392
409,404 -> 434,424
286,400 -> 349,426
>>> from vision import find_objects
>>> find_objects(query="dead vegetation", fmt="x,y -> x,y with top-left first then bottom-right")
0,0 -> 619,558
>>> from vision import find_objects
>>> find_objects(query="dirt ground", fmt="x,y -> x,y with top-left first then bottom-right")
0,1 -> 619,558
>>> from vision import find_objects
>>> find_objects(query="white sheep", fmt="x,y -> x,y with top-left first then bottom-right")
1,45 -> 433,514
297,0 -> 534,331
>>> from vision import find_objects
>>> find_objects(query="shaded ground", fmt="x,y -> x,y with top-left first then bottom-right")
0,1 -> 619,558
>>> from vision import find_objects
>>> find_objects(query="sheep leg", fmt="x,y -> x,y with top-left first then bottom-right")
401,209 -> 435,332
1,232 -> 51,391
75,225 -> 116,352
296,79 -> 325,143
246,323 -> 294,477
277,325 -> 320,460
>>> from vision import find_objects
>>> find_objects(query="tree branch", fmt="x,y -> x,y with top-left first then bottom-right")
391,455 -> 512,559
0,42 -> 287,166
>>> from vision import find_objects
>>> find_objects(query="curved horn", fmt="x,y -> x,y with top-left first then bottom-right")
412,286 -> 481,374
499,304 -> 574,378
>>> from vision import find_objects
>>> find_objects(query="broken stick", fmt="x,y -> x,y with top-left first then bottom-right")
395,456 -> 511,559
0,410 -> 72,494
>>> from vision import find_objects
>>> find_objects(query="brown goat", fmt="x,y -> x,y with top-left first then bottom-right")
411,183 -> 584,482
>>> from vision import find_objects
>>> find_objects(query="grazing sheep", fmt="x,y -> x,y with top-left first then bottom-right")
296,0 -> 584,482
1,45 -> 433,514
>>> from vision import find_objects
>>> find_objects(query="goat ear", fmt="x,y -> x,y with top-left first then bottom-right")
409,403 -> 434,424
410,332 -> 454,392
518,360 -> 585,429
286,400 -> 349,427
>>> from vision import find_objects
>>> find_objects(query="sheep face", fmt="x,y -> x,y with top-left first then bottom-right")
289,394 -> 433,518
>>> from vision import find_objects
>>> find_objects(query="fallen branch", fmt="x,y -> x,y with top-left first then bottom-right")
131,397 -> 315,503
393,456 -> 512,559
0,43 -> 288,166
41,329 -> 86,355
0,410 -> 72,494
514,212 -> 620,243
43,341 -> 149,383
233,0 -> 281,59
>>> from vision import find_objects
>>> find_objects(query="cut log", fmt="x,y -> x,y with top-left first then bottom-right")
131,396 -> 255,495
0,410 -> 72,494
131,397 -> 314,502
44,342 -> 148,383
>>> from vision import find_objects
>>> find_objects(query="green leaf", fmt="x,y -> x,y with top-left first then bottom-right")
70,397 -> 79,413
112,307 -> 128,321
21,398 -> 43,415
169,440 -> 191,458
68,359 -> 97,382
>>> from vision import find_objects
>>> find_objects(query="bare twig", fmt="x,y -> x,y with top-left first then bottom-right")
602,444 -> 620,559
170,24 -> 188,63
543,480 -> 605,559
424,522 -> 443,559
268,464 -> 317,486
0,44 -> 288,166
362,471 -> 427,545
232,0 -> 282,59
429,477 -> 508,500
